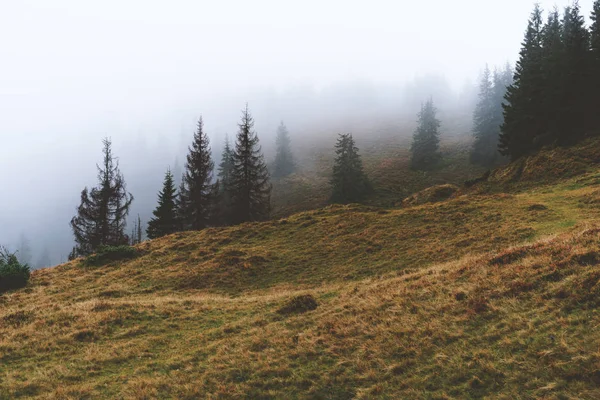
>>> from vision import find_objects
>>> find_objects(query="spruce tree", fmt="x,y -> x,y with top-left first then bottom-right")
470,66 -> 496,167
539,8 -> 565,145
410,99 -> 441,170
70,138 -> 134,257
330,133 -> 370,203
499,5 -> 544,160
230,105 -> 271,223
147,169 -> 179,239
272,122 -> 295,178
179,117 -> 215,231
558,2 -> 590,144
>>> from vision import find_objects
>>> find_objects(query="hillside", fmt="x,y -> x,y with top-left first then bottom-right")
5,141 -> 600,398
271,135 -> 487,217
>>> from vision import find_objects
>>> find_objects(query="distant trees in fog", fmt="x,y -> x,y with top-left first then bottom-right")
410,99 -> 441,171
330,133 -> 370,203
272,122 -> 296,179
470,64 -> 512,168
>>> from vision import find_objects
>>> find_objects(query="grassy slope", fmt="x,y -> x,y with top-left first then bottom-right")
5,141 -> 600,398
271,135 -> 487,217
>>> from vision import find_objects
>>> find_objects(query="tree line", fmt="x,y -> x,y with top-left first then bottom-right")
499,1 -> 600,160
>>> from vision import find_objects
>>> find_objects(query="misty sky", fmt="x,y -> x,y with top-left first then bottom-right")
0,0 -> 594,263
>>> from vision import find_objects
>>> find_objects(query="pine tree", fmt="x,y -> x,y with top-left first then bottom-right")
558,2 -> 590,144
539,8 -> 565,145
70,138 -> 134,257
330,133 -> 370,203
470,66 -> 496,167
147,169 -> 179,239
230,105 -> 272,223
499,5 -> 544,160
591,1 -> 600,131
410,99 -> 441,170
272,122 -> 295,178
179,117 -> 215,231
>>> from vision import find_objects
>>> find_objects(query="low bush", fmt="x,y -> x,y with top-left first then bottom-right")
83,245 -> 141,267
0,247 -> 31,292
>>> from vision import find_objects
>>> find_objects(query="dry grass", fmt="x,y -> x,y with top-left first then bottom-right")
5,140 -> 600,398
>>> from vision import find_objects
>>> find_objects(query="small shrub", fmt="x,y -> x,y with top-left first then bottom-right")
277,294 -> 318,315
0,247 -> 31,293
83,245 -> 140,267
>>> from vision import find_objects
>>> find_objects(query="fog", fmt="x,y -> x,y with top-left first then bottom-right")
0,0 -> 592,267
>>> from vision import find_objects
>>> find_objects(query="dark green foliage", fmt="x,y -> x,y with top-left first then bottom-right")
500,5 -> 544,160
539,8 -> 565,145
330,133 -> 370,203
83,245 -> 140,267
70,138 -> 134,257
0,246 -> 30,293
558,2 -> 590,144
411,99 -> 441,170
230,105 -> 272,224
272,122 -> 295,178
500,3 -> 597,159
277,294 -> 318,315
471,65 -> 512,167
179,117 -> 215,231
147,169 -> 179,239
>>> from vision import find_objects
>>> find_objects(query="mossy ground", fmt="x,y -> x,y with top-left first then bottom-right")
4,140 -> 600,398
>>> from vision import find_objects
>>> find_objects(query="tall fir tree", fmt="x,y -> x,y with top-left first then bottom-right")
330,133 -> 370,204
410,99 -> 441,170
70,138 -> 134,257
591,1 -> 600,130
272,122 -> 295,178
147,169 -> 179,239
499,4 -> 544,160
539,8 -> 565,145
179,117 -> 215,231
230,105 -> 272,223
558,2 -> 590,143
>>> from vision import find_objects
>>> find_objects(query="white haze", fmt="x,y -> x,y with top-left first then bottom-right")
0,0 -> 593,266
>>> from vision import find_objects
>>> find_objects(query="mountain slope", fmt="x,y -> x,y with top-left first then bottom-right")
4,142 -> 600,398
